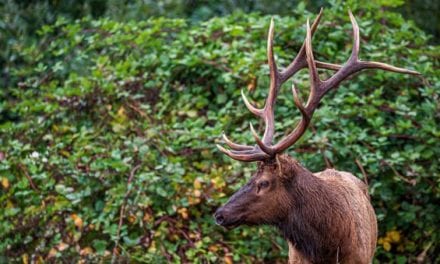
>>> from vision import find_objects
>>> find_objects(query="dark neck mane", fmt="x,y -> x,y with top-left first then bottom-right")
276,162 -> 350,263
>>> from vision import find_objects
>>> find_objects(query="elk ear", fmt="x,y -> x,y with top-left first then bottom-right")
275,154 -> 308,179
275,155 -> 294,179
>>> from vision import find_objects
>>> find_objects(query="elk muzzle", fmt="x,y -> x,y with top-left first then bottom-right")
214,206 -> 245,228
214,183 -> 255,228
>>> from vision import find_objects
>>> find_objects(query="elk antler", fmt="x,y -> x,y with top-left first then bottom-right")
217,10 -> 420,162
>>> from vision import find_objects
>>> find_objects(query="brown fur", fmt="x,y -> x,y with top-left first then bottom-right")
215,155 -> 377,263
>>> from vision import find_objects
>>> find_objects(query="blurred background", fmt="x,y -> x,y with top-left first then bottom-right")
1,0 -> 439,263
1,0 -> 439,47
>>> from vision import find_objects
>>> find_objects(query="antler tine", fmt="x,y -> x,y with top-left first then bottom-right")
280,8 -> 343,83
216,17 -> 281,162
291,82 -> 309,121
318,10 -> 420,99
216,144 -> 270,162
349,11 -> 360,61
241,90 -> 263,117
304,18 -> 321,106
260,17 -> 279,146
315,61 -> 342,71
358,61 -> 420,75
249,123 -> 275,155
271,19 -> 318,153
267,17 -> 278,89
222,133 -> 254,151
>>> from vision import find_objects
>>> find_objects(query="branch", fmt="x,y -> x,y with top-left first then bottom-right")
18,164 -> 39,192
111,164 -> 141,264
355,158 -> 369,186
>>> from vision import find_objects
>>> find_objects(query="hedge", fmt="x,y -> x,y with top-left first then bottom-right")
0,2 -> 439,263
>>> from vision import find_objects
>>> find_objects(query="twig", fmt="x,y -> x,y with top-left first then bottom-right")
153,215 -> 195,247
320,147 -> 333,169
126,102 -> 153,124
416,241 -> 433,264
111,164 -> 141,264
382,160 -> 416,186
355,158 -> 369,186
18,164 -> 39,192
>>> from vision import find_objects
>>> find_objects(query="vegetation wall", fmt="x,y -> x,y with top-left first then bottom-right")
1,2 -> 439,263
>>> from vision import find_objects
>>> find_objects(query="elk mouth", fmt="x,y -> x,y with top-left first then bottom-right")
221,217 -> 244,229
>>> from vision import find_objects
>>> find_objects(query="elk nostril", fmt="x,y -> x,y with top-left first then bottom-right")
215,213 -> 225,225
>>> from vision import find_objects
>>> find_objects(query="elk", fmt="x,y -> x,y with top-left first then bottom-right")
214,10 -> 419,264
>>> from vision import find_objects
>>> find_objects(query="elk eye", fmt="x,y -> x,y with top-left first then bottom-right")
258,180 -> 270,190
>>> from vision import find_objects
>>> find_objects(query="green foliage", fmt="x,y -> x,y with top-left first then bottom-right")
1,2 -> 439,263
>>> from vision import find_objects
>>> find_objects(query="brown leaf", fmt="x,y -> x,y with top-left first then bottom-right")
224,256 -> 233,264
80,247 -> 94,256
247,75 -> 257,92
47,248 -> 57,259
57,242 -> 69,251
177,208 -> 189,219
70,214 -> 83,229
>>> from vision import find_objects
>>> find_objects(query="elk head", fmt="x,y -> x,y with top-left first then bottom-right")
214,10 -> 419,228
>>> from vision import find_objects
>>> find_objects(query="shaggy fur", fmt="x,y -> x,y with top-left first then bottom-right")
215,155 -> 377,264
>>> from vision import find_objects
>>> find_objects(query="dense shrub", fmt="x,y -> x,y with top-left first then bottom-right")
0,2 -> 439,263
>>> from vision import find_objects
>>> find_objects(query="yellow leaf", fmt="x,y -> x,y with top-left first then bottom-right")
6,200 -> 14,208
188,196 -> 201,205
36,256 -> 44,264
148,241 -> 157,253
377,237 -> 384,245
383,241 -> 392,251
22,254 -> 29,264
60,150 -> 70,157
112,106 -> 128,132
70,214 -> 83,228
177,208 -> 189,219
1,177 -> 9,189
117,106 -> 126,119
387,230 -> 401,243
193,179 -> 202,190
211,176 -> 225,189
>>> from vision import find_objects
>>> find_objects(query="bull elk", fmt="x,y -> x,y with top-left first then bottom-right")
214,10 -> 419,263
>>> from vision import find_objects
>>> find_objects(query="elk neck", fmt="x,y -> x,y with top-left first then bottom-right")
275,159 -> 351,263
